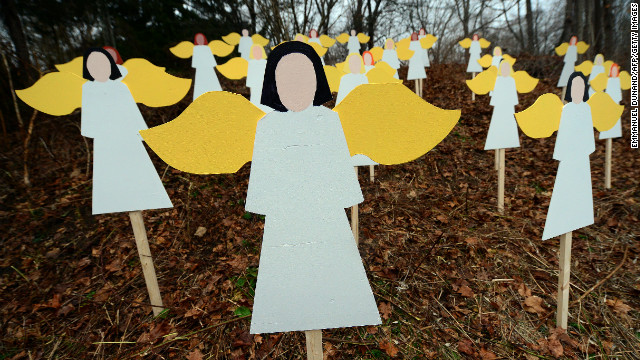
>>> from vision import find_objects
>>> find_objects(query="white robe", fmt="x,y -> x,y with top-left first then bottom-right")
542,102 -> 595,240
484,77 -> 520,150
347,36 -> 360,54
598,77 -> 622,139
491,55 -> 502,68
308,37 -> 326,65
246,59 -> 267,105
407,41 -> 426,80
364,65 -> 374,73
192,45 -> 221,100
81,81 -> 172,215
381,49 -> 400,79
557,45 -> 577,87
239,36 -> 253,60
418,34 -> 430,67
467,40 -> 483,73
588,64 -> 604,96
245,105 -> 381,334
336,73 -> 368,105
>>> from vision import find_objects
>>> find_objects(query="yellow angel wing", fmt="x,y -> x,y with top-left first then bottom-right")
502,54 -> 516,65
374,61 -> 396,76
319,34 -> 336,47
336,33 -> 350,44
619,71 -> 631,90
366,67 -> 401,84
324,65 -> 345,92
122,58 -> 192,107
458,38 -> 472,48
170,41 -> 195,59
466,67 -> 497,95
420,34 -> 437,49
603,60 -> 614,76
357,33 -> 370,43
477,54 -> 493,68
589,73 -> 608,92
513,71 -> 539,93
555,42 -> 569,56
588,92 -> 624,132
335,84 -> 460,164
397,47 -> 414,61
54,56 -> 84,77
16,72 -> 85,116
576,41 -> 589,54
216,57 -> 249,79
222,32 -> 241,45
209,40 -> 234,57
574,60 -> 594,75
141,91 -> 265,174
514,93 -> 563,138
478,38 -> 491,48
251,34 -> 270,47
308,42 -> 328,57
369,46 -> 384,61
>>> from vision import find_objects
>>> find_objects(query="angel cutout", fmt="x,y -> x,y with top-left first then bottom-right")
15,48 -> 192,315
170,33 -> 234,100
222,29 -> 270,60
459,34 -> 491,74
417,28 -> 437,68
381,38 -> 402,79
590,63 -> 632,188
245,45 -> 269,109
477,46 -> 516,70
140,41 -> 460,354
555,36 -> 589,90
574,54 -> 610,96
337,30 -> 370,55
362,51 -> 375,73
407,32 -> 427,97
307,29 -> 335,65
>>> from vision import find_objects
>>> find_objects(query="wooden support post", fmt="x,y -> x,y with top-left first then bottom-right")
471,72 -> 476,101
497,148 -> 505,214
561,87 -> 567,104
305,330 -> 323,360
414,79 -> 419,96
494,149 -> 499,170
605,138 -> 612,189
557,231 -> 572,329
351,167 -> 359,245
369,165 -> 375,183
129,211 -> 164,316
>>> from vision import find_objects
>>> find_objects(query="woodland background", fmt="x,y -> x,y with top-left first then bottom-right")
0,0 -> 639,359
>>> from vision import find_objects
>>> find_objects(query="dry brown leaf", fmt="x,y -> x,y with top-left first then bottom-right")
548,338 -> 563,357
457,339 -> 475,355
379,340 -> 399,357
479,347 -> 496,360
194,226 -> 207,237
378,302 -> 392,320
457,284 -> 475,298
186,349 -> 204,360
605,298 -> 632,315
523,296 -> 544,314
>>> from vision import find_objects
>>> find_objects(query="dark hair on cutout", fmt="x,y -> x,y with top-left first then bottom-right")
261,41 -> 332,112
83,47 -> 122,81
564,72 -> 589,103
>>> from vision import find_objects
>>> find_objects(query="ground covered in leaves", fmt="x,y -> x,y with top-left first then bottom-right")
1,57 -> 639,359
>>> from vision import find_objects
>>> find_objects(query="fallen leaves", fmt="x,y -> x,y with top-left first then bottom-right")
523,296 -> 545,314
379,339 -> 399,357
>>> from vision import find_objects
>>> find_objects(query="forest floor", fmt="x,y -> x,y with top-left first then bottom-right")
0,57 -> 639,360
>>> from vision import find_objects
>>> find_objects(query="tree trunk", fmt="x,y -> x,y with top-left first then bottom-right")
0,0 -> 34,85
602,0 -> 613,56
575,0 -> 584,41
525,0 -> 535,53
593,0 -> 603,54
559,0 -> 575,45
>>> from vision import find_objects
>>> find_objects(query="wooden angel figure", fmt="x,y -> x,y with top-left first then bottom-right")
336,54 -> 368,105
238,29 -> 253,59
466,61 -> 538,212
515,72 -> 622,329
170,33 -> 234,100
362,51 -> 375,73
246,45 -> 268,108
140,41 -> 460,359
381,38 -> 401,79
417,28 -> 437,68
477,46 -> 516,70
407,32 -> 427,97
16,48 -> 193,316
574,54 -> 610,96
307,29 -> 336,65
222,30 -> 270,60
555,36 -> 589,97
459,34 -> 490,100
337,30 -> 370,55
590,63 -> 632,188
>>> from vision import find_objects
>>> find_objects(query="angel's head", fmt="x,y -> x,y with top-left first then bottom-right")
344,53 -> 365,74
194,33 -> 208,45
250,44 -> 266,60
350,30 -> 356,36
242,29 -> 249,37
294,34 -> 306,42
499,61 -> 512,77
565,72 -> 589,104
309,29 -> 318,38
83,47 -> 122,83
261,41 -> 331,112
385,38 -> 395,50
472,34 -> 479,41
609,63 -> 620,78
362,51 -> 374,66
493,46 -> 502,57
594,54 -> 604,65
103,46 -> 123,65
411,32 -> 419,41
419,28 -> 426,36
569,36 -> 577,45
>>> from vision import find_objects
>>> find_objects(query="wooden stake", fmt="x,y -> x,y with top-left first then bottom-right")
497,148 -> 505,213
351,167 -> 359,245
414,79 -> 419,96
605,138 -> 612,189
369,165 -> 375,182
561,86 -> 567,104
556,231 -> 572,329
305,330 -> 323,360
471,72 -> 476,101
494,149 -> 499,170
129,211 -> 164,316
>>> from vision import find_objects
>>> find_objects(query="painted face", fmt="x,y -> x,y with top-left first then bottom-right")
500,62 -> 510,77
86,51 -> 111,82
570,76 -> 585,104
595,54 -> 604,66
252,46 -> 263,60
242,29 -> 249,37
411,32 -> 418,41
610,64 -> 619,78
493,47 -> 502,56
294,34 -> 305,42
350,30 -> 356,36
310,29 -> 318,38
349,55 -> 362,74
569,36 -> 577,45
363,52 -> 374,66
419,28 -> 425,35
472,34 -> 479,41
385,39 -> 393,50
275,53 -> 316,112
195,33 -> 207,45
